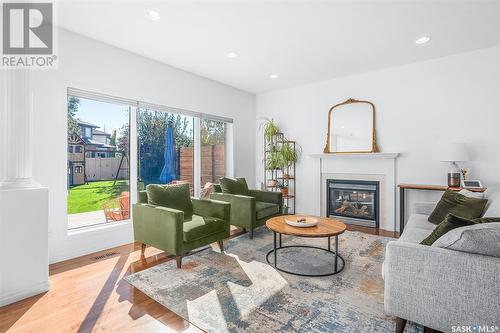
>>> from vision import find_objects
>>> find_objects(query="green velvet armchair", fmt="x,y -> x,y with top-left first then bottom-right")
210,178 -> 283,239
132,183 -> 230,268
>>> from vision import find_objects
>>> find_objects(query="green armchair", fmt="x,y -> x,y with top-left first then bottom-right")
210,178 -> 283,239
132,183 -> 230,268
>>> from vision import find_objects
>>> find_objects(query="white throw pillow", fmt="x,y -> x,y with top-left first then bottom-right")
432,222 -> 500,257
458,189 -> 484,199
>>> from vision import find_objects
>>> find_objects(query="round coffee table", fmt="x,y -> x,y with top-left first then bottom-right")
265,215 -> 347,276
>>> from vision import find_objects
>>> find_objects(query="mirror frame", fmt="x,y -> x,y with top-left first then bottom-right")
323,98 -> 379,154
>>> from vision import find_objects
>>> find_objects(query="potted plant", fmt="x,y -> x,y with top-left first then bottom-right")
266,148 -> 281,170
279,141 -> 299,168
277,181 -> 289,197
263,118 -> 280,142
267,179 -> 278,188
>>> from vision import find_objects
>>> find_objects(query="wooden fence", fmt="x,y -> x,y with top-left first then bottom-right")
85,157 -> 129,181
178,145 -> 225,190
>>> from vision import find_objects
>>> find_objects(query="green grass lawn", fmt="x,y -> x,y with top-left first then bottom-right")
68,180 -> 129,214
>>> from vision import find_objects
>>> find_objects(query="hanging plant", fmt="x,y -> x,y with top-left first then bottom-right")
263,118 -> 280,142
279,141 -> 298,167
266,149 -> 281,170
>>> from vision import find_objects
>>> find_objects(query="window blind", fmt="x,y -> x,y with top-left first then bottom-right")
67,87 -> 234,123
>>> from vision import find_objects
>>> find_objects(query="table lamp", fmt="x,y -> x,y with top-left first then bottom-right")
440,143 -> 469,187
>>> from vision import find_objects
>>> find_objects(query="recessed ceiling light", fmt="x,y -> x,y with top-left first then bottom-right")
415,36 -> 431,45
269,74 -> 279,79
226,52 -> 238,59
147,10 -> 160,21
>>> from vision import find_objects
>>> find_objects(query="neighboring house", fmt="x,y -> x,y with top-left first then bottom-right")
67,119 -> 120,186
68,133 -> 86,186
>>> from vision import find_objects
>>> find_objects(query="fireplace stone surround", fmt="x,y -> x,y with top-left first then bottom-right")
310,153 -> 399,231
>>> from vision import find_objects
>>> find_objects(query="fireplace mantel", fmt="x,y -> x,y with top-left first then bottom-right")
310,153 -> 399,159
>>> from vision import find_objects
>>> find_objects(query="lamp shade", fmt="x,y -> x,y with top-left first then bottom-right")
439,142 -> 469,162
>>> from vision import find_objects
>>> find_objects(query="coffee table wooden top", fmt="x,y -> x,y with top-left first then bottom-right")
266,215 -> 346,238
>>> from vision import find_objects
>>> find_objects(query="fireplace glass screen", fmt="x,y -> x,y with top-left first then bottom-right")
327,180 -> 379,228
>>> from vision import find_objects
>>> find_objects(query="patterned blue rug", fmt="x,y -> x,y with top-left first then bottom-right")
125,227 -> 422,333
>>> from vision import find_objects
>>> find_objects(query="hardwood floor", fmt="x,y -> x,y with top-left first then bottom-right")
0,225 -> 397,333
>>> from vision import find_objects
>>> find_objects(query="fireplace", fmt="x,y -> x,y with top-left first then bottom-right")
326,179 -> 379,228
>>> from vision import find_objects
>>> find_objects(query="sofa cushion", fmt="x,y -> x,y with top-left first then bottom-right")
398,227 -> 432,244
405,214 -> 436,231
474,216 -> 500,223
183,215 -> 225,242
255,201 -> 280,220
432,222 -> 500,257
219,177 -> 250,195
428,190 -> 487,224
146,183 -> 193,220
483,193 -> 500,217
458,189 -> 484,199
421,214 -> 478,246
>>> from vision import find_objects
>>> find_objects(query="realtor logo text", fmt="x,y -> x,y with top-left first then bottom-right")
452,325 -> 499,333
2,2 -> 57,68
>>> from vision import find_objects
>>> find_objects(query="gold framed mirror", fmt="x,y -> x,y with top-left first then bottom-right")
323,98 -> 379,153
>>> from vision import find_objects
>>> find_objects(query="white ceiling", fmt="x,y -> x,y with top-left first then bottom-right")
56,1 -> 500,94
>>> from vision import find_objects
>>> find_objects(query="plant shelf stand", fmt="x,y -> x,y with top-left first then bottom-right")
264,132 -> 296,215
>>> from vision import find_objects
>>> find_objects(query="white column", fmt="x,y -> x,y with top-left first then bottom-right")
0,68 -> 49,306
193,117 -> 201,197
225,122 -> 234,178
0,69 -> 40,189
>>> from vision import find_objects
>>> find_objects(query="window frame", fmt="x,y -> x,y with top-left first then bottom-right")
67,88 -> 234,231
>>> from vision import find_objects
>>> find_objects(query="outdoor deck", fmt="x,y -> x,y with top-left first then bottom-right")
68,210 -> 110,229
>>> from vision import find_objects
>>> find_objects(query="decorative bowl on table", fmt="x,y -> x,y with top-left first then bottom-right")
285,216 -> 318,227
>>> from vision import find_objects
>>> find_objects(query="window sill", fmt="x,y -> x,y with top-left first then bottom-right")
67,219 -> 131,238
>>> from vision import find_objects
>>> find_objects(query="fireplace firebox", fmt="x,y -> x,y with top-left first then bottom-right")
327,179 -> 379,228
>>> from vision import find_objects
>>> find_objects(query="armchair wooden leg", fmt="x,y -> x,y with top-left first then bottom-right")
141,243 -> 146,257
176,255 -> 182,268
249,228 -> 254,239
395,317 -> 407,333
217,240 -> 224,252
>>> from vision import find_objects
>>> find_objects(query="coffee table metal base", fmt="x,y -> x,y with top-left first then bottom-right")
265,232 -> 345,277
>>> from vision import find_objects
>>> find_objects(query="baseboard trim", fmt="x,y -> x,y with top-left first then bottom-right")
0,280 -> 50,307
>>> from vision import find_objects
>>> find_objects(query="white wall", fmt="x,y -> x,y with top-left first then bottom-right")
34,29 -> 255,263
256,46 -> 500,224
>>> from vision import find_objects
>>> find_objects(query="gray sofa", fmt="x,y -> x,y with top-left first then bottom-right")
383,189 -> 500,332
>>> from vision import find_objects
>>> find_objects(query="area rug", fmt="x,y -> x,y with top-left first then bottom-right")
124,227 -> 422,333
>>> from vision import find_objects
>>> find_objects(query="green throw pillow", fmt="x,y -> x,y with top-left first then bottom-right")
146,183 -> 193,220
219,177 -> 250,195
421,214 -> 478,245
427,190 -> 487,224
473,217 -> 500,223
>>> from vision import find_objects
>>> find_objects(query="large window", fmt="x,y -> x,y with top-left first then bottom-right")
66,88 -> 233,230
67,95 -> 130,230
201,118 -> 227,191
137,109 -> 194,193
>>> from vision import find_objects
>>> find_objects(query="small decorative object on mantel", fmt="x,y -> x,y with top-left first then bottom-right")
323,98 -> 379,154
461,168 -> 470,180
439,142 -> 469,187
